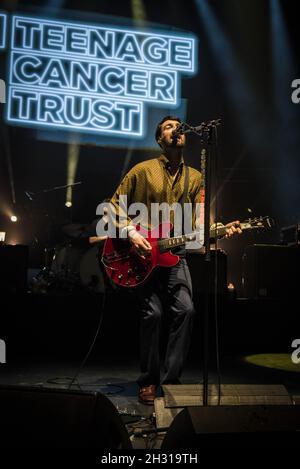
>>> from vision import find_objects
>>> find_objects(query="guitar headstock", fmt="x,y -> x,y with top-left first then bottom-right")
242,215 -> 274,230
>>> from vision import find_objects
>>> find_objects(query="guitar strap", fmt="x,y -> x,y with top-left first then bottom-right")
176,165 -> 189,236
179,165 -> 190,207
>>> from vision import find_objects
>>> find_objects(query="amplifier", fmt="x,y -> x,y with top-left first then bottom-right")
280,223 -> 300,247
242,244 -> 299,299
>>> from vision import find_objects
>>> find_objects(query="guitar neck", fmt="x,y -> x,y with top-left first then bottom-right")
158,222 -> 252,251
159,233 -> 197,251
211,222 -> 253,238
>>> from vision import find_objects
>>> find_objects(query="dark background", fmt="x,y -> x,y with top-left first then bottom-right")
1,0 -> 300,295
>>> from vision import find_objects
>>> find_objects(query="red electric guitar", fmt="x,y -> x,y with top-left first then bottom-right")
101,216 -> 273,288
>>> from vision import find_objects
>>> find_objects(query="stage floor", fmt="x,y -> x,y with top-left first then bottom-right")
1,353 -> 299,449
1,291 -> 300,448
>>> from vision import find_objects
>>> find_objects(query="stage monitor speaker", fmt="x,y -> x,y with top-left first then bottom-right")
0,384 -> 132,449
161,405 -> 300,449
242,244 -> 299,299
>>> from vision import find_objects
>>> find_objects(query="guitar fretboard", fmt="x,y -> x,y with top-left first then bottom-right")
157,222 -> 260,251
159,233 -> 197,251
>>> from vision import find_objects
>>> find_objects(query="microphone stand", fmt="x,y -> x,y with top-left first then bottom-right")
25,181 -> 82,198
202,127 -> 213,407
179,119 -> 221,406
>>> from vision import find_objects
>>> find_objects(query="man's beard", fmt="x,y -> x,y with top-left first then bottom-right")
169,138 -> 184,147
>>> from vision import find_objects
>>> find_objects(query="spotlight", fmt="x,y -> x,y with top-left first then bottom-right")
65,201 -> 72,208
11,215 -> 18,222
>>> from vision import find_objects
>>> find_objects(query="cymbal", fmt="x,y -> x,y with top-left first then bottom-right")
62,223 -> 87,238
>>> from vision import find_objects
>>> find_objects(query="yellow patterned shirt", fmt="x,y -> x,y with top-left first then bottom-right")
110,153 -> 202,233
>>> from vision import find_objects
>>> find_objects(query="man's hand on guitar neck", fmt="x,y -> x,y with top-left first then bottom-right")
128,228 -> 152,259
224,220 -> 242,238
210,220 -> 242,239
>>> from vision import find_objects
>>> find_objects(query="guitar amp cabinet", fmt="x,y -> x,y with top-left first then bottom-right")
0,244 -> 28,293
280,223 -> 300,247
242,244 -> 299,299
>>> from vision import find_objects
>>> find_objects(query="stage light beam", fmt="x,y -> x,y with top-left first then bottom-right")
270,0 -> 299,216
194,0 -> 267,153
131,0 -> 147,26
66,139 -> 80,209
270,0 -> 296,115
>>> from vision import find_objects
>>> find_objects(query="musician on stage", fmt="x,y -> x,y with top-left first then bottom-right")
109,116 -> 242,405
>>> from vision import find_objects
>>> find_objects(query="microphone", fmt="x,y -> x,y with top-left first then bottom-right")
171,119 -> 221,139
171,123 -> 188,139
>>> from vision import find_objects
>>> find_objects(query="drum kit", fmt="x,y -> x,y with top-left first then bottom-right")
24,182 -> 108,294
31,223 -> 106,295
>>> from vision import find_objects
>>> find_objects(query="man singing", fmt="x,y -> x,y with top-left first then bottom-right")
109,116 -> 241,405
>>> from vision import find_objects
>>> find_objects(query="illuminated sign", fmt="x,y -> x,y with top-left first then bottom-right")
6,15 -> 197,137
0,13 -> 7,49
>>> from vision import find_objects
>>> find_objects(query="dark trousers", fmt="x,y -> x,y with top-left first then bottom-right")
136,258 -> 195,386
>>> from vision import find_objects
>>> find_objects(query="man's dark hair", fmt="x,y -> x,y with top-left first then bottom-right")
155,115 -> 182,143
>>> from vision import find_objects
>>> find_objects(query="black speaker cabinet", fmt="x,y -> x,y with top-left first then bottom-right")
242,244 -> 299,299
162,405 -> 300,449
0,384 -> 132,448
0,244 -> 28,293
